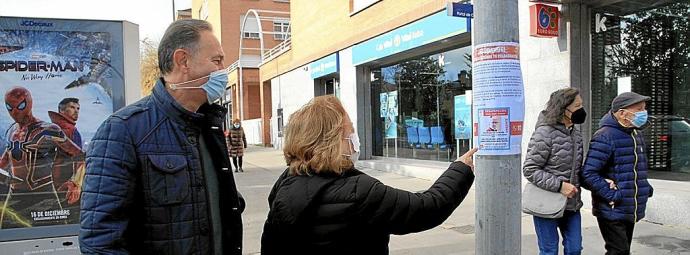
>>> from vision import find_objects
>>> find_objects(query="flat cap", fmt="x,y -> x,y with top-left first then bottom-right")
611,92 -> 650,112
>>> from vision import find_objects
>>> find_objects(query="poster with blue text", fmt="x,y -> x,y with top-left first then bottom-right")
384,91 -> 398,139
454,95 -> 471,139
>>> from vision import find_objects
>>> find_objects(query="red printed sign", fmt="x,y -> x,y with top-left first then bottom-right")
473,45 -> 519,62
530,4 -> 559,37
482,109 -> 509,116
510,121 -> 523,136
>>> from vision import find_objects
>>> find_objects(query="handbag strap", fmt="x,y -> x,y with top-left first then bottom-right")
569,132 -> 577,184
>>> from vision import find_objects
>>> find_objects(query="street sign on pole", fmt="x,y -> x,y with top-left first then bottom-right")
447,2 -> 474,18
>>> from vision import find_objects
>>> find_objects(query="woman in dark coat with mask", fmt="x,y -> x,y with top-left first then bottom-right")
261,95 -> 478,254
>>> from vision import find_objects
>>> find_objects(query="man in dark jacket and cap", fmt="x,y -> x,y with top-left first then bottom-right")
581,92 -> 654,255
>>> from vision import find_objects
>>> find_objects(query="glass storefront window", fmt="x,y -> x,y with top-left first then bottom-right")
592,2 -> 690,175
370,45 -> 473,162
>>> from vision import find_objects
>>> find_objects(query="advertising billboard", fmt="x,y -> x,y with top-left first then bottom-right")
380,91 -> 398,139
454,94 -> 471,140
0,17 -> 135,241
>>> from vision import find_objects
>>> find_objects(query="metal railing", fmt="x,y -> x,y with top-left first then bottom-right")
228,60 -> 239,72
261,36 -> 291,64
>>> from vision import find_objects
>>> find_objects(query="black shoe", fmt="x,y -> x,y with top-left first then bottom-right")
239,168 -> 244,172
234,169 -> 238,173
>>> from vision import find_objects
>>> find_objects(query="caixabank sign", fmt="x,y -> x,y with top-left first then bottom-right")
530,4 -> 559,37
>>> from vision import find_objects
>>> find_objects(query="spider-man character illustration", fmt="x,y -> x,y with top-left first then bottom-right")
0,86 -> 84,229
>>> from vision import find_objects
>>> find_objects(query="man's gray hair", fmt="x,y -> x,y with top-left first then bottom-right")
158,19 -> 213,75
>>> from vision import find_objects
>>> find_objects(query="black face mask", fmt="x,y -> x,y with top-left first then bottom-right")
568,107 -> 587,124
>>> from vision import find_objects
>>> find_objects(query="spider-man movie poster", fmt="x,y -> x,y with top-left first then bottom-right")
0,17 -> 124,230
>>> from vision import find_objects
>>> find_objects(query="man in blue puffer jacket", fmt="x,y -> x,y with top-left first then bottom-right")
581,92 -> 654,255
79,20 -> 244,254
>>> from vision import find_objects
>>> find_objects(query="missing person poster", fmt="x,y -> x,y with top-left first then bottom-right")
471,42 -> 525,155
0,17 -> 125,231
477,108 -> 510,150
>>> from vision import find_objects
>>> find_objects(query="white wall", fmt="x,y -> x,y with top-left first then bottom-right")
268,49 -> 356,150
241,118 -> 263,145
270,63 -> 314,150
122,21 -> 141,104
338,47 -> 358,133
518,0 -> 573,158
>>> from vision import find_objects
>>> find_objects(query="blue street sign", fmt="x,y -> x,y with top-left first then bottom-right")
448,2 -> 473,18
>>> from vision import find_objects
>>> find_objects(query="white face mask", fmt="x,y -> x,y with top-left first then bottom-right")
343,132 -> 361,166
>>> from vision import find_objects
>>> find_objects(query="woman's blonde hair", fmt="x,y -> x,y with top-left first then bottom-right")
283,95 -> 353,175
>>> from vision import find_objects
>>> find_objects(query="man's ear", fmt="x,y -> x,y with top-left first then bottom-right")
172,49 -> 189,74
614,109 -> 626,119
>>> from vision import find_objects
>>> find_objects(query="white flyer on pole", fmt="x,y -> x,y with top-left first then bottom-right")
472,42 -> 525,155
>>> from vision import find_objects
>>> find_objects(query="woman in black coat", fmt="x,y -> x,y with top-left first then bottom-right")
261,95 -> 477,254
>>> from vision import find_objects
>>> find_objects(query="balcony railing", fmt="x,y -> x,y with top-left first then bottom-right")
261,36 -> 291,64
228,60 -> 239,71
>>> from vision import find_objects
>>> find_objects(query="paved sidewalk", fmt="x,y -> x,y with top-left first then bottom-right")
237,146 -> 690,255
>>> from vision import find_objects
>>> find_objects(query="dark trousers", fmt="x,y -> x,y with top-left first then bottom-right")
232,156 -> 243,169
597,217 -> 635,255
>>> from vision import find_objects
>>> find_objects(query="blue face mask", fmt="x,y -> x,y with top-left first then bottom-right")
169,67 -> 229,103
625,110 -> 648,128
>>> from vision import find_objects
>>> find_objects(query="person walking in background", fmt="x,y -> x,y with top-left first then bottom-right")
227,119 -> 247,172
581,92 -> 654,255
523,88 -> 586,255
261,95 -> 477,254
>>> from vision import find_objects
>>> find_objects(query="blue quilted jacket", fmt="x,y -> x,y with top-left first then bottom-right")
79,79 -> 244,254
581,112 -> 654,222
